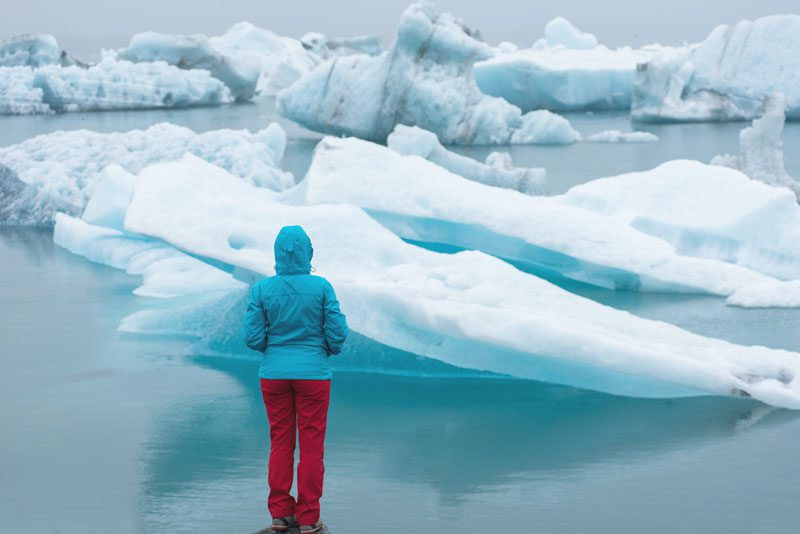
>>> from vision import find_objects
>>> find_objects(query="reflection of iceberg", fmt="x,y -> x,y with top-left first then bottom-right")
299,137 -> 800,298
277,2 -> 579,145
474,18 -> 664,112
139,354 -> 794,531
0,122 -> 291,225
632,15 -> 800,121
54,154 -> 800,407
387,125 -> 547,194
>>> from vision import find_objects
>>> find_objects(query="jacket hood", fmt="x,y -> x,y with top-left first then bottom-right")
274,225 -> 313,275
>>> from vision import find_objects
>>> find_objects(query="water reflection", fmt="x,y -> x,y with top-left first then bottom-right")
139,353 -> 798,531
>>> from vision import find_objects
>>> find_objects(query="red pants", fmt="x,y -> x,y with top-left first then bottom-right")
260,378 -> 331,525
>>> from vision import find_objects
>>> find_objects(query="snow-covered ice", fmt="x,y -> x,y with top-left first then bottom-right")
474,18 -> 664,112
632,15 -> 800,121
386,125 -> 547,194
0,33 -> 60,67
117,32 -> 260,101
277,2 -> 579,145
586,130 -> 659,143
296,136 -> 800,298
712,93 -> 799,200
0,122 -> 291,225
0,57 -> 233,115
53,153 -> 800,407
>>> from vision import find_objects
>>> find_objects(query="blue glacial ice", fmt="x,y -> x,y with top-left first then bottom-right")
295,136 -> 800,303
632,15 -> 800,122
117,32 -> 260,101
0,56 -> 233,115
0,33 -> 60,67
51,153 -> 800,407
209,22 -> 381,96
0,122 -> 291,225
712,93 -> 799,200
277,2 -> 579,145
386,125 -> 547,194
473,18 -> 666,112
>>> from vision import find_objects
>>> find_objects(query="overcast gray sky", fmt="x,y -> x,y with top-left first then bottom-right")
4,0 -> 799,59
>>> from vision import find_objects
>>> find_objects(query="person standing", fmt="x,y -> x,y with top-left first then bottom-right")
244,225 -> 348,533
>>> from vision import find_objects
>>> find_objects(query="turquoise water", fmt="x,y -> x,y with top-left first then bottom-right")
2,100 -> 800,533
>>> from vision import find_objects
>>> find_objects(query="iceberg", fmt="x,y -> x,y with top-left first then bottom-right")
208,22 -> 381,96
296,136 -> 800,296
117,32 -> 260,101
60,153 -> 800,407
0,57 -> 233,115
632,15 -> 800,121
0,33 -> 60,67
712,93 -> 799,200
277,2 -> 579,145
474,18 -> 664,112
727,279 -> 800,309
537,17 -> 598,50
386,125 -> 547,194
585,130 -> 658,143
0,122 -> 291,225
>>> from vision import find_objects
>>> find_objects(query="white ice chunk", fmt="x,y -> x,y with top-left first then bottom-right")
54,212 -> 242,298
586,130 -> 659,143
727,279 -> 800,308
541,17 -> 598,50
109,154 -> 800,407
0,56 -> 233,115
0,122 -> 291,225
0,67 -> 51,114
277,2 -> 579,145
561,160 -> 800,281
296,136 -> 800,296
117,31 -> 260,101
0,33 -> 60,67
711,93 -> 799,200
386,124 -> 547,194
474,15 -> 665,112
632,15 -> 800,121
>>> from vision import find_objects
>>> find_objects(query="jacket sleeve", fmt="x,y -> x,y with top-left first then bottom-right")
322,280 -> 348,355
243,284 -> 268,353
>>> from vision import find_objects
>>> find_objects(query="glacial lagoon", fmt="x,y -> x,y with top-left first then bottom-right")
2,98 -> 800,532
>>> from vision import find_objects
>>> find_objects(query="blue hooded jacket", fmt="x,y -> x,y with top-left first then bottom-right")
243,225 -> 348,380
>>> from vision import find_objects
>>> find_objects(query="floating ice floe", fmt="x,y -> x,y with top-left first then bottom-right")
0,33 -> 60,67
117,32 -> 260,101
277,2 -> 579,145
712,93 -> 799,200
386,125 -> 547,194
474,18 -> 665,112
585,130 -> 659,143
52,153 -> 800,407
0,122 -> 291,225
632,15 -> 800,121
0,57 -> 233,115
295,136 -> 800,300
